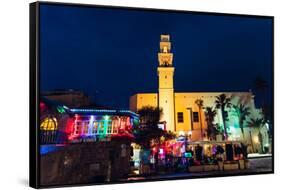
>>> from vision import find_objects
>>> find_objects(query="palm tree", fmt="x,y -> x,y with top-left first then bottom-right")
253,76 -> 269,117
215,94 -> 232,140
232,104 -> 251,138
195,99 -> 204,140
204,107 -> 218,140
247,118 -> 265,153
254,76 -> 268,96
253,76 -> 272,138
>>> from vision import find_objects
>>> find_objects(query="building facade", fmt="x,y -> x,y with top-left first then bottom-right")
67,108 -> 138,142
39,97 -> 137,185
130,35 -> 269,150
40,97 -> 138,144
42,90 -> 91,108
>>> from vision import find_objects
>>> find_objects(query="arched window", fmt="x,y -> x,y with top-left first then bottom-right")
40,117 -> 58,131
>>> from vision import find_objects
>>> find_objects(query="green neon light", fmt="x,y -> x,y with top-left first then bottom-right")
104,115 -> 109,121
57,106 -> 65,114
104,120 -> 108,134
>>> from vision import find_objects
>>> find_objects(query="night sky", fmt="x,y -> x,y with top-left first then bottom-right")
39,4 -> 273,109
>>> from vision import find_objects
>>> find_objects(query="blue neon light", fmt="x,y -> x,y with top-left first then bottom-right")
70,109 -> 139,117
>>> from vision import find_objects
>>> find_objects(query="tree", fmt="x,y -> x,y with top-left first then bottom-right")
215,94 -> 232,140
204,107 -> 218,140
195,99 -> 204,140
253,76 -> 269,110
253,77 -> 270,117
134,106 -> 175,148
254,76 -> 268,98
133,106 -> 176,171
247,118 -> 265,153
232,104 -> 251,139
253,77 -> 272,139
138,106 -> 162,125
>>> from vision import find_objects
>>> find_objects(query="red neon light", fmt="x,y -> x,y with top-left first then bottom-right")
65,118 -> 75,139
40,102 -> 47,112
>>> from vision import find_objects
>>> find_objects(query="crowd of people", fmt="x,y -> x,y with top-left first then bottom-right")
138,142 -> 248,175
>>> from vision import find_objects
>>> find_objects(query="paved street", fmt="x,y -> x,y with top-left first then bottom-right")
126,157 -> 272,181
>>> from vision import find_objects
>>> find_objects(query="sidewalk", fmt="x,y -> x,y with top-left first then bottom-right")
126,168 -> 272,181
126,156 -> 273,181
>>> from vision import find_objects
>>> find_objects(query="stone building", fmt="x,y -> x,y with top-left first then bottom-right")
130,35 -> 269,151
42,89 -> 91,108
39,97 -> 138,185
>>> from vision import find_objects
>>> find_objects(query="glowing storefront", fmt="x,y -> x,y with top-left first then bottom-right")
40,97 -> 139,145
67,109 -> 139,142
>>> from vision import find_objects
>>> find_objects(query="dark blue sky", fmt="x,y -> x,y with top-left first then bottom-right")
39,4 -> 273,109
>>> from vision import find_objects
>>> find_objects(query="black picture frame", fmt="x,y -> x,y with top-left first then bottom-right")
30,1 -> 274,188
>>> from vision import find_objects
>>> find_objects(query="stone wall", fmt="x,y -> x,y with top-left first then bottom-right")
40,140 -> 131,186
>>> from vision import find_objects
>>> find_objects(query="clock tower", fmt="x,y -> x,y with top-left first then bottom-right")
157,35 -> 175,132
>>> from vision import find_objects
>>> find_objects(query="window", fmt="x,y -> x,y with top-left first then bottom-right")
74,121 -> 82,135
177,112 -> 184,123
83,121 -> 89,135
107,120 -> 113,134
126,117 -> 131,127
193,112 -> 199,122
74,126 -> 78,135
112,120 -> 119,133
40,117 -> 58,131
93,121 -> 98,134
98,122 -> 104,134
162,37 -> 169,42
120,118 -> 126,129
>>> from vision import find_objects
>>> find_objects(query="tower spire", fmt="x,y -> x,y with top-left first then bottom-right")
158,35 -> 173,67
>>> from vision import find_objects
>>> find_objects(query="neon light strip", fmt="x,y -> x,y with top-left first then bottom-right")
70,109 -> 139,117
70,109 -> 116,113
